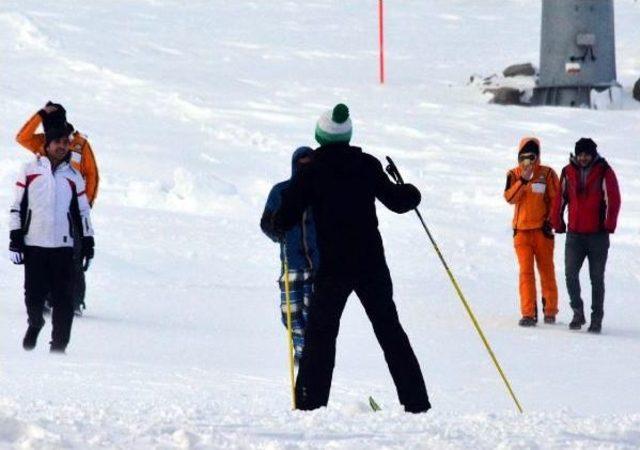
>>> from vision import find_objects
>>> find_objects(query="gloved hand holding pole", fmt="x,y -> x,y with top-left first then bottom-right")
385,156 -> 524,414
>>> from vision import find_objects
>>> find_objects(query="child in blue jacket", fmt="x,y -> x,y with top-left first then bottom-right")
260,147 -> 319,362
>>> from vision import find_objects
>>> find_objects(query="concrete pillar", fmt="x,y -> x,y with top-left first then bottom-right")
532,0 -> 620,107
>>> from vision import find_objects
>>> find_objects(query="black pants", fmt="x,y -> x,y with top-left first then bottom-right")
294,262 -> 430,411
565,232 -> 610,319
24,246 -> 75,347
72,239 -> 86,310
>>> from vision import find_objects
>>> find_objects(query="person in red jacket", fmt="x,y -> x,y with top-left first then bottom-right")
551,138 -> 621,333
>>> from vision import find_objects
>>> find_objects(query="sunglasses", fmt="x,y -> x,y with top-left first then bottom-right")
518,153 -> 537,162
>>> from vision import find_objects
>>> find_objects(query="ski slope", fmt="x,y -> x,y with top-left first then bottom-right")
1,0 -> 640,448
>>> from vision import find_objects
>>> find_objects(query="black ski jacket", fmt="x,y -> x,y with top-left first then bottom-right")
273,143 -> 420,276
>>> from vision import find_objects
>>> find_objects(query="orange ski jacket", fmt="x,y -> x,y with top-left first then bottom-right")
16,112 -> 100,206
504,138 -> 559,231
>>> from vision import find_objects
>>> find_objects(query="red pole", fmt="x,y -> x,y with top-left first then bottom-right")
379,0 -> 385,84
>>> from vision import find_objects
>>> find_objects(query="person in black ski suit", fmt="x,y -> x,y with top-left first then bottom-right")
273,104 -> 430,413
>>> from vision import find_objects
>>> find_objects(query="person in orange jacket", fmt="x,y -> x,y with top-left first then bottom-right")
504,137 -> 560,327
16,102 -> 99,206
16,102 -> 100,315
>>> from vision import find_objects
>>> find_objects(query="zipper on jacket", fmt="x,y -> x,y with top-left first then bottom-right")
67,212 -> 74,242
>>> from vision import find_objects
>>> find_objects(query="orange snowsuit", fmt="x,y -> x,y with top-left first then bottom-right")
504,138 -> 560,319
16,112 -> 100,206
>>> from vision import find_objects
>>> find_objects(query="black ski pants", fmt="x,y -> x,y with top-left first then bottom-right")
294,261 -> 430,412
565,232 -> 610,319
24,246 -> 75,347
72,239 -> 86,310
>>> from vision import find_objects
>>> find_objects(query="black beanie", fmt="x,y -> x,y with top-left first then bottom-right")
575,138 -> 597,157
41,102 -> 66,129
519,140 -> 540,157
44,126 -> 70,148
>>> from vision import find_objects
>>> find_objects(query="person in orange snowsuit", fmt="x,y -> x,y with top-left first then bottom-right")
504,137 -> 560,327
16,102 -> 100,315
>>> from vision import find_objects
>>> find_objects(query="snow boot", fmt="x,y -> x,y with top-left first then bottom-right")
22,326 -> 42,351
404,402 -> 431,414
543,316 -> 556,324
588,314 -> 602,334
569,309 -> 586,330
49,342 -> 67,354
519,317 -> 536,327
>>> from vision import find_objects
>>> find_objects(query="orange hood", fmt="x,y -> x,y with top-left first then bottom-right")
518,137 -> 541,166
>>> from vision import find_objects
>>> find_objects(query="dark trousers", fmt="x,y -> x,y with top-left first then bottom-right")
24,246 -> 75,347
294,262 -> 430,411
72,240 -> 86,309
565,232 -> 610,319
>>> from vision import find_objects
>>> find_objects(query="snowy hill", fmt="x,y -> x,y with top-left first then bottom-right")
1,0 -> 640,448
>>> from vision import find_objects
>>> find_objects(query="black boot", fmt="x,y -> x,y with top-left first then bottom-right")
569,309 -> 586,330
544,316 -> 556,324
519,316 -> 536,327
50,342 -> 67,354
404,402 -> 431,413
588,314 -> 603,334
22,326 -> 42,350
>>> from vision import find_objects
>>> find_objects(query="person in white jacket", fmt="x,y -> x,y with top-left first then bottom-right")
9,126 -> 95,353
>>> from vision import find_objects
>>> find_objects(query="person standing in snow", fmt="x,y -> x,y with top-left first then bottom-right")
16,102 -> 100,316
551,138 -> 621,333
504,137 -> 560,327
9,126 -> 95,353
260,147 -> 319,363
272,104 -> 430,413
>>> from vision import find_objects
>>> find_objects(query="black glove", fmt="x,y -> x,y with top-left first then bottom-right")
554,220 -> 566,234
268,213 -> 286,243
81,236 -> 94,271
542,220 -> 554,239
9,229 -> 25,265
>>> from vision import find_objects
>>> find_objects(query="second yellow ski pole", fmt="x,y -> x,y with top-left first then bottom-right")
282,243 -> 297,410
385,156 -> 524,414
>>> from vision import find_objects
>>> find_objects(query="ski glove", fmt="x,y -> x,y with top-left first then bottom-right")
554,220 -> 567,234
9,250 -> 24,264
542,220 -> 554,239
9,229 -> 25,265
81,236 -> 94,272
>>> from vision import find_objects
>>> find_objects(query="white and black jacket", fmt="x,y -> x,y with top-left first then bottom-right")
10,156 -> 94,248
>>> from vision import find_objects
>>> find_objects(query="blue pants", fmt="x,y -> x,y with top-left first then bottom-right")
279,269 -> 313,362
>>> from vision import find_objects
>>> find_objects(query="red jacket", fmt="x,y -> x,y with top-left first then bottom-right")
551,156 -> 621,234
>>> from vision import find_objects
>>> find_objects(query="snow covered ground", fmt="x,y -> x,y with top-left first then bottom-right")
1,0 -> 640,448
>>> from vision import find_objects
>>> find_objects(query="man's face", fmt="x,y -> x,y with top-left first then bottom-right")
46,136 -> 70,163
518,153 -> 537,168
296,156 -> 312,169
576,152 -> 593,168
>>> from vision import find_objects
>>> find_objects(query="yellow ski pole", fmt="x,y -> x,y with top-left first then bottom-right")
385,157 -> 524,414
282,243 -> 297,410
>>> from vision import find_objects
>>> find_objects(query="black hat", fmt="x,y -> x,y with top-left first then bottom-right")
44,126 -> 70,148
41,102 -> 68,131
575,138 -> 597,157
518,139 -> 540,157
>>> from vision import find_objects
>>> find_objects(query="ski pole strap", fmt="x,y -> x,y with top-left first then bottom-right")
385,156 -> 405,185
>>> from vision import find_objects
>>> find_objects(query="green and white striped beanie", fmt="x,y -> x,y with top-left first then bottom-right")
315,103 -> 352,146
